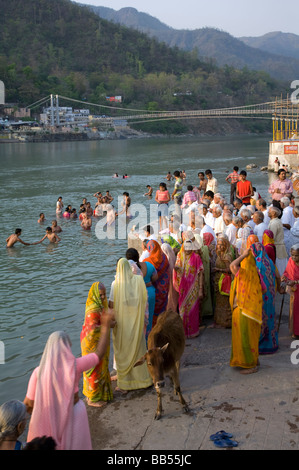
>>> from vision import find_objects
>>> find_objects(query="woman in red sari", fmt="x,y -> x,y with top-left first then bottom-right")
262,230 -> 276,266
146,240 -> 170,328
282,244 -> 299,337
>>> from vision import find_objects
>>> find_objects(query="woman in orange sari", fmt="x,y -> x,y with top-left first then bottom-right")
146,240 -> 169,328
80,282 -> 113,407
229,238 -> 264,374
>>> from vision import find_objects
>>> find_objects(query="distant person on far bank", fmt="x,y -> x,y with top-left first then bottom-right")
274,158 -> 280,173
268,168 -> 293,202
225,166 -> 240,204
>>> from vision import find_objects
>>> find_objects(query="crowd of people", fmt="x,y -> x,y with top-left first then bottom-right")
2,164 -> 299,450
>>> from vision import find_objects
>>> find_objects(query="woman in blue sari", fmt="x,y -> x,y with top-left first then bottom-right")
249,241 -> 281,354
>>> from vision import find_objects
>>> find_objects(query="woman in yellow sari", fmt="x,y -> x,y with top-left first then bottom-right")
109,258 -> 152,393
80,282 -> 113,407
229,237 -> 264,374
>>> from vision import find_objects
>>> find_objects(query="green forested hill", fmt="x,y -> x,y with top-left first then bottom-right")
0,0 -> 288,135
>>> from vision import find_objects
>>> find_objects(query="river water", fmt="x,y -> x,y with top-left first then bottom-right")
0,134 -> 276,404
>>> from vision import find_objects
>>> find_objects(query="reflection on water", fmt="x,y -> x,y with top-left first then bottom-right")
0,135 -> 273,403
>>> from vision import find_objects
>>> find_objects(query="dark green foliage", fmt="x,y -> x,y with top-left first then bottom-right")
0,0 -> 288,135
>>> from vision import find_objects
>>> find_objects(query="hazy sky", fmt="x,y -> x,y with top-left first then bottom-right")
73,0 -> 299,37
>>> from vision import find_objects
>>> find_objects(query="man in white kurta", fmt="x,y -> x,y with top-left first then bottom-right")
268,206 -> 289,276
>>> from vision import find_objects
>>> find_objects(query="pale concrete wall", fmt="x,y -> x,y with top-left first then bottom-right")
269,141 -> 299,169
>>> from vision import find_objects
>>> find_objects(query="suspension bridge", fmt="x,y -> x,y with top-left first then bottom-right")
27,94 -> 299,141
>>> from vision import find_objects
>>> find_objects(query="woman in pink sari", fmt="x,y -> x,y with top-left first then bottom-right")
23,313 -> 113,450
282,244 -> 299,337
173,232 -> 204,338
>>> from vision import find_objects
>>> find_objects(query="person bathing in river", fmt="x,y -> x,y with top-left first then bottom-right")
81,212 -> 92,231
51,220 -> 62,233
6,229 -> 33,248
34,227 -> 61,244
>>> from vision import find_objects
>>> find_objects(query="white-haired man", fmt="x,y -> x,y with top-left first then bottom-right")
212,206 -> 225,237
253,211 -> 268,243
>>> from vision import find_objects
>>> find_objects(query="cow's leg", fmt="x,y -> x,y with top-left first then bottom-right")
155,389 -> 163,420
169,365 -> 189,413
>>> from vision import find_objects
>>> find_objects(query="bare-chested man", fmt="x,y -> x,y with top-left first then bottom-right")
51,220 -> 62,233
81,212 -> 92,230
34,227 -> 61,244
38,213 -> 46,224
6,229 -> 32,247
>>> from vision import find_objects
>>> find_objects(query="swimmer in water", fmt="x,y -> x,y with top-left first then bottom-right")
144,185 -> 153,197
38,213 -> 46,224
6,229 -> 33,248
34,227 -> 61,244
56,197 -> 63,216
81,212 -> 92,230
51,220 -> 62,233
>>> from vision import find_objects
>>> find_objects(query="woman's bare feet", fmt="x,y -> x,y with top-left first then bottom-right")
239,366 -> 259,375
87,399 -> 108,408
114,387 -> 128,395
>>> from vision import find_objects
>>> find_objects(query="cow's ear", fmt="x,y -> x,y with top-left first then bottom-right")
160,343 -> 169,353
134,354 -> 147,367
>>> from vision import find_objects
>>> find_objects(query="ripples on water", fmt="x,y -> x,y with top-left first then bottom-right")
0,135 -> 275,403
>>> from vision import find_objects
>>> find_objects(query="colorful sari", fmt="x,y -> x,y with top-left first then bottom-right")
194,234 -> 213,316
262,230 -> 276,266
80,282 -> 113,402
213,237 -> 234,328
283,258 -> 299,336
146,240 -> 170,326
161,242 -> 179,313
112,259 -> 152,391
230,250 -> 263,369
250,243 -> 279,354
173,243 -> 204,338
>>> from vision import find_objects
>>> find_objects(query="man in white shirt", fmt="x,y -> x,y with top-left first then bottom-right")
205,169 -> 218,193
280,196 -> 295,255
138,225 -> 158,242
256,198 -> 270,226
253,211 -> 268,242
223,212 -> 238,245
213,206 -> 225,236
202,203 -> 215,229
196,215 -> 216,242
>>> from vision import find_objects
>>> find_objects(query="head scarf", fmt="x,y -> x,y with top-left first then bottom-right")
246,234 -> 259,249
146,240 -> 169,274
161,243 -> 176,271
249,242 -> 269,293
27,331 -> 76,450
262,230 -> 275,247
112,259 -> 150,389
203,232 -> 214,246
81,282 -> 107,339
161,233 -> 181,251
230,252 -> 263,325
